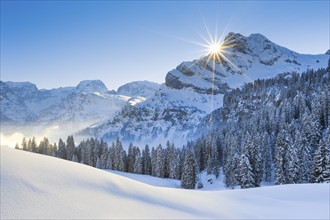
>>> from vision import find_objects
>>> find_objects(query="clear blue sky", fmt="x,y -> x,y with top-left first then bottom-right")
1,1 -> 329,90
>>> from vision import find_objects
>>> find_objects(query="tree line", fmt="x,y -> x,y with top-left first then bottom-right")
15,137 -> 198,189
15,65 -> 330,189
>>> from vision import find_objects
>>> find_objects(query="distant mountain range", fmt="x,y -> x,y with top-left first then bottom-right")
1,32 -> 329,146
0,80 -> 159,141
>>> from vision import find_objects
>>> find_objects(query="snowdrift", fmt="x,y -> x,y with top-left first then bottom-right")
1,146 -> 329,219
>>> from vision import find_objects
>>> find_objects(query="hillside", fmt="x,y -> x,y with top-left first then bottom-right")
1,146 -> 329,219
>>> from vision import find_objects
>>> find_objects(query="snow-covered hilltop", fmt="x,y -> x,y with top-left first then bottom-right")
84,33 -> 329,146
1,146 -> 329,219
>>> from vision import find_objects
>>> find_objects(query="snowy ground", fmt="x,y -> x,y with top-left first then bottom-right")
108,170 -> 273,191
1,146 -> 329,219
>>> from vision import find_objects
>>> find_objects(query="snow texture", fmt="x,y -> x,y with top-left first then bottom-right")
1,146 -> 329,219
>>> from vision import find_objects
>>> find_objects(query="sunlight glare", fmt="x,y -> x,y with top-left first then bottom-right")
208,43 -> 222,55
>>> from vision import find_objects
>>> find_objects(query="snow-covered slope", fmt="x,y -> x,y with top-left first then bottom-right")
1,146 -> 329,219
117,81 -> 160,98
0,81 -> 37,123
108,170 -> 182,188
85,33 -> 329,146
84,84 -> 223,146
116,81 -> 160,106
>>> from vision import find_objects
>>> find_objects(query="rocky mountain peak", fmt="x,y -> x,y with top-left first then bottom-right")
5,81 -> 38,90
4,81 -> 38,99
165,32 -> 329,97
76,80 -> 108,93
116,81 -> 160,98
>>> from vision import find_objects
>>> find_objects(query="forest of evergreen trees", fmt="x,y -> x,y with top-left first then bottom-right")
203,67 -> 330,188
15,66 -> 330,189
15,137 -> 197,189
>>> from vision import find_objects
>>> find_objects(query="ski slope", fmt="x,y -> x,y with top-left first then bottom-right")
1,146 -> 329,219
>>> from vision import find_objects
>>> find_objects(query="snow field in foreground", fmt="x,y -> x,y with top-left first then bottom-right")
1,146 -> 329,219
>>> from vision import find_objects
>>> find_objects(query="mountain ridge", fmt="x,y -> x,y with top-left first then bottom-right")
0,80 -> 160,144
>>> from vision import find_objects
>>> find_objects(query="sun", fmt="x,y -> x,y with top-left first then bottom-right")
208,43 -> 222,55
197,33 -> 239,69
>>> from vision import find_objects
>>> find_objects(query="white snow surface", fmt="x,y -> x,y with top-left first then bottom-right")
1,146 -> 329,219
116,80 -> 160,98
108,170 -> 181,188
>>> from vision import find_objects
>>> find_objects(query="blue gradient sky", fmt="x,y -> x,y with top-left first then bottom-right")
1,1 -> 329,90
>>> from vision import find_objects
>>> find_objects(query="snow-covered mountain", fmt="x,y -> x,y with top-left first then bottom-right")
0,80 -> 160,141
117,80 -> 160,98
0,81 -> 38,123
117,81 -> 161,106
84,32 -> 329,147
1,146 -> 329,219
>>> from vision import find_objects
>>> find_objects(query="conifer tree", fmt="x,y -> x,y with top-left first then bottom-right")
27,138 -> 32,151
275,126 -> 291,185
165,142 -> 177,179
239,154 -> 255,189
100,144 -> 109,169
31,137 -> 37,153
127,143 -> 135,173
225,153 -> 240,189
142,145 -> 152,175
114,138 -> 125,171
312,132 -> 330,183
39,137 -> 50,155
21,137 -> 27,151
155,144 -> 164,178
133,149 -> 142,174
286,131 -> 300,184
96,156 -> 101,169
300,112 -> 321,182
66,135 -> 75,161
175,148 -> 182,180
151,147 -> 156,176
51,143 -> 58,157
57,138 -> 67,159
72,154 -> 78,162
15,143 -> 20,150
181,147 -> 197,189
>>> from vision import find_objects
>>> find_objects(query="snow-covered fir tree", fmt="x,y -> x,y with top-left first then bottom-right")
286,130 -> 300,184
239,154 -> 255,189
275,124 -> 292,185
66,136 -> 75,161
155,144 -> 165,178
133,149 -> 142,174
312,129 -> 330,183
142,144 -> 152,175
181,147 -> 197,189
57,138 -> 66,159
